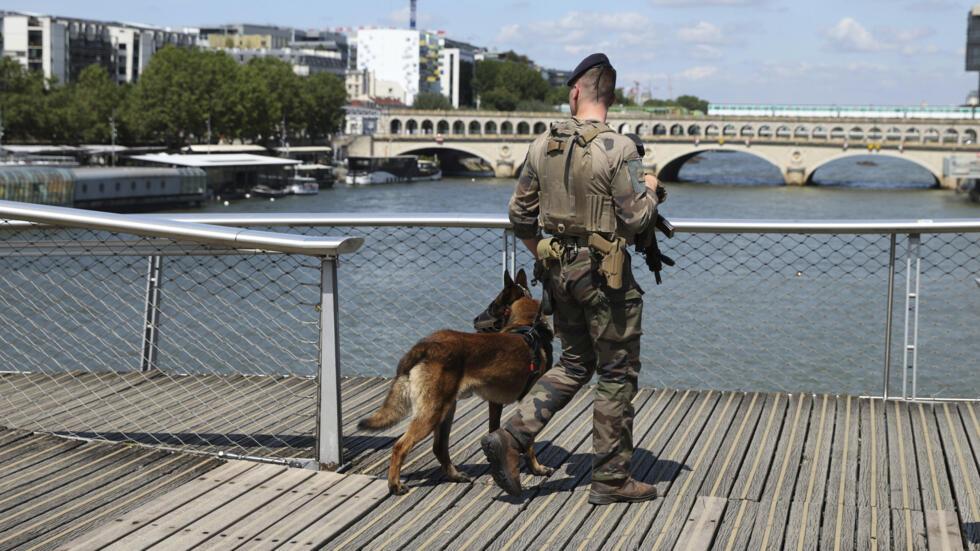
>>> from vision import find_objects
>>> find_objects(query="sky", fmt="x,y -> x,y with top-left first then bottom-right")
6,0 -> 980,105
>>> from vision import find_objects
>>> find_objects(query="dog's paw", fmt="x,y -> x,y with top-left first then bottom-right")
446,471 -> 473,484
389,482 -> 409,496
529,465 -> 555,477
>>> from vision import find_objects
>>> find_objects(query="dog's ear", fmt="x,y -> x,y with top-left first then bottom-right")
503,270 -> 514,288
515,269 -> 528,288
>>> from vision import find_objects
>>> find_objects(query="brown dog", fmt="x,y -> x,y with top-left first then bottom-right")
358,269 -> 555,495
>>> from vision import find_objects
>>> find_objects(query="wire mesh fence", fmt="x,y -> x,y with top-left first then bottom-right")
279,222 -> 978,399
0,214 -> 976,467
0,222 -> 324,462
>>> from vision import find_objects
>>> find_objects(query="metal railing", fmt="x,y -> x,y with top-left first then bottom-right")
156,213 -> 980,401
0,201 -> 362,468
0,205 -> 976,470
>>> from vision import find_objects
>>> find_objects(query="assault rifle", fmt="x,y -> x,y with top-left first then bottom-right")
625,133 -> 675,285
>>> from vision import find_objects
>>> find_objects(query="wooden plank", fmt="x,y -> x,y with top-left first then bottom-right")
784,394 -> 837,551
236,472 -> 380,550
857,398 -> 890,551
596,390 -> 712,551
887,400 -> 923,512
910,402 -> 956,512
936,402 -> 980,549
2,452 -> 211,549
820,395 -> 859,551
674,495 -> 728,551
714,499 -> 761,551
891,508 -> 928,551
700,392 -> 768,499
746,393 -> 812,550
194,471 -> 347,549
450,390 -> 660,551
638,392 -> 743,551
0,447 -> 172,546
64,461 -> 256,550
144,467 -> 316,549
925,510 -> 965,551
264,477 -> 389,549
101,464 -> 288,549
485,390 -> 658,551
728,392 -> 789,502
0,439 -> 92,493
377,388 -> 601,551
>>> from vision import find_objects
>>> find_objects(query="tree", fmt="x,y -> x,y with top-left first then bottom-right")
0,58 -> 49,142
675,94 -> 709,114
124,46 -> 242,146
474,59 -> 550,111
239,57 -> 304,145
615,88 -> 636,106
61,65 -> 124,144
302,72 -> 347,140
413,91 -> 453,110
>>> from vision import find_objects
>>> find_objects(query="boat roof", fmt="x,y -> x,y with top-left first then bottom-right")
275,146 -> 332,153
348,155 -> 418,160
131,153 -> 301,168
181,144 -> 268,154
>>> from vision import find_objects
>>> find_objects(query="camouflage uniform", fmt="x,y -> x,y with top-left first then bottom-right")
506,117 -> 657,482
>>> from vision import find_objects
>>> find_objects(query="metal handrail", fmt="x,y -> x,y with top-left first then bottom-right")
0,201 -> 363,257
148,213 -> 980,234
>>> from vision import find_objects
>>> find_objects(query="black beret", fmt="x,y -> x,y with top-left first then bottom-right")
566,53 -> 612,87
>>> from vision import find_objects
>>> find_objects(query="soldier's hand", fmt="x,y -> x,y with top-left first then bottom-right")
645,174 -> 667,204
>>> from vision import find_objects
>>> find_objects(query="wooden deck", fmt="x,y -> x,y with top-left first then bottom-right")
1,374 -> 979,549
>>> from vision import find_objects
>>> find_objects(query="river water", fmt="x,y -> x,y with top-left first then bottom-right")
180,153 -> 979,397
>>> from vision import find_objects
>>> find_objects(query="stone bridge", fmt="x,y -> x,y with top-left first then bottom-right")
348,109 -> 980,188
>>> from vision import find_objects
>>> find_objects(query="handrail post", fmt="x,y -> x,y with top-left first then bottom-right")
501,229 -> 511,280
901,233 -> 922,400
882,234 -> 896,400
316,256 -> 343,469
140,255 -> 163,372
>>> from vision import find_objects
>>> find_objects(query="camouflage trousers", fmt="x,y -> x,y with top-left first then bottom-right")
504,247 -> 643,482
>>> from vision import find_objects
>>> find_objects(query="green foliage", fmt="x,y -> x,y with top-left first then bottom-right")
641,94 -> 710,114
615,88 -> 636,106
474,59 -> 549,111
0,48 -> 347,147
413,91 -> 453,110
0,57 -> 49,142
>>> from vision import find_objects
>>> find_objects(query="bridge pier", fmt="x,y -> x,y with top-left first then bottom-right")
494,161 -> 516,179
785,167 -> 806,186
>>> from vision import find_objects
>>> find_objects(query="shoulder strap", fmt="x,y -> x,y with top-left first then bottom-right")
577,124 -> 613,146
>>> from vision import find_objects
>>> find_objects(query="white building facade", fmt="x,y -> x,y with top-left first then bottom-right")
355,29 -> 422,105
2,14 -> 68,83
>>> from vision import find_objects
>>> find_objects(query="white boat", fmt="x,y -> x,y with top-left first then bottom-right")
345,155 -> 442,185
287,176 -> 320,195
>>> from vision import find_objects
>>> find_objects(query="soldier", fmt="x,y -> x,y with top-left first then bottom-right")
481,53 -> 665,504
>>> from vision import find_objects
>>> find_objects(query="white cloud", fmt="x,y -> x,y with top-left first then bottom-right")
493,11 -> 657,63
677,65 -> 719,80
677,21 -> 725,44
691,44 -> 724,59
824,17 -> 883,52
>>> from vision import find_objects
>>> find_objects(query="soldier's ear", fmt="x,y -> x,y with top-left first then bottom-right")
504,271 -> 514,288
516,269 -> 528,288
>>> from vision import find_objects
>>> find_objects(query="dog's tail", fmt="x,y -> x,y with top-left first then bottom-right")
357,346 -> 425,431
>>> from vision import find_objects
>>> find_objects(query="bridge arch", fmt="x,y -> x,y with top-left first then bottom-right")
885,127 -> 902,141
390,119 -> 402,135
776,126 -> 790,138
533,122 -> 547,134
905,128 -> 920,142
867,127 -> 882,141
398,144 -> 497,177
924,128 -> 940,143
942,128 -> 958,143
811,126 -> 827,140
830,127 -> 844,140
804,151 -> 941,187
705,125 -> 720,137
657,147 -> 785,184
617,122 -> 632,134
794,126 -> 808,139
964,129 -> 977,144
517,121 -> 530,135
758,125 -> 772,138
469,121 -> 482,135
653,124 -> 667,136
437,120 -> 449,134
500,121 -> 514,135
452,120 -> 465,135
421,120 -> 434,135
723,124 -> 736,137
670,124 -> 684,136
406,119 -> 418,135
687,124 -> 701,136
848,127 -> 863,141
485,121 -> 497,134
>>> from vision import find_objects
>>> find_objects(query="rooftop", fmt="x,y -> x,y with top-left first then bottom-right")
131,153 -> 300,168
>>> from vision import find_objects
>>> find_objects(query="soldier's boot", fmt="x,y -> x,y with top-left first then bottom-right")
588,477 -> 659,505
481,429 -> 522,496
